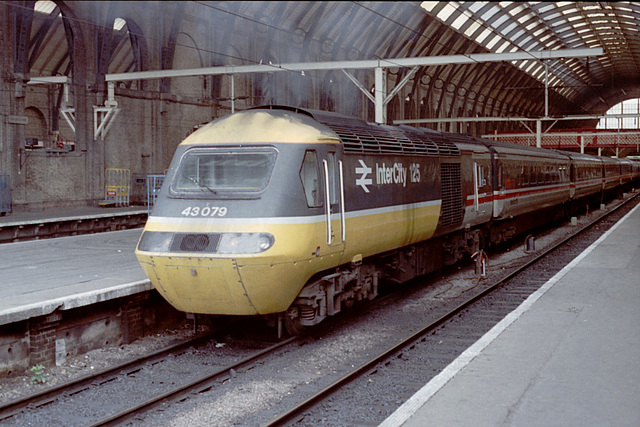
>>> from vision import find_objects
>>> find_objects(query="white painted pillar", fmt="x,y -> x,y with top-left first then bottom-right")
375,67 -> 387,124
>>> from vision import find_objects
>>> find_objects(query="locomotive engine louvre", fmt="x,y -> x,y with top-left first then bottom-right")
135,106 -> 639,334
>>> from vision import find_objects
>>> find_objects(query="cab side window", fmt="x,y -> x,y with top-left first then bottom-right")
327,152 -> 340,205
300,150 -> 322,207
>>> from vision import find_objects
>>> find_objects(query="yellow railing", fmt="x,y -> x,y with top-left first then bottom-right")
100,168 -> 130,207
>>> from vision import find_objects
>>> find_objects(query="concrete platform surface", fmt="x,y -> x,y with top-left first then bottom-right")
381,202 -> 640,427
0,229 -> 151,326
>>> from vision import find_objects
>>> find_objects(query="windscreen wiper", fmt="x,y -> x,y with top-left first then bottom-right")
188,176 -> 217,194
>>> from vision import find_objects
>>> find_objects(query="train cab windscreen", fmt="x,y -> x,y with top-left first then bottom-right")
171,147 -> 277,196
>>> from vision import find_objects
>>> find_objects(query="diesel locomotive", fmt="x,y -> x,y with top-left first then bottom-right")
135,106 -> 639,334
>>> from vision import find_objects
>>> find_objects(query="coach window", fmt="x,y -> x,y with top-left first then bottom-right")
559,165 -> 568,182
300,150 -> 322,207
477,164 -> 487,188
517,166 -> 523,187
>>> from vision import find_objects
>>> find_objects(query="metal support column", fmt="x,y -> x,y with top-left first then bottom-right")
544,61 -> 549,118
231,74 -> 235,114
375,66 -> 387,124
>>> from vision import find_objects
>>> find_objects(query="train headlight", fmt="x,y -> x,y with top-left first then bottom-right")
137,231 -> 274,254
137,231 -> 173,252
217,233 -> 275,254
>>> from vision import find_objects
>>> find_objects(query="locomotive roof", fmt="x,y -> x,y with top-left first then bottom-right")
180,108 -> 340,145
182,106 -> 614,164
253,105 -> 461,157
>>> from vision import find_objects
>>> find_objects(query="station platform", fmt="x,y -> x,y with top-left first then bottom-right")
0,228 -> 151,326
0,209 -> 187,374
0,205 -> 148,227
380,202 -> 640,427
0,205 -> 148,243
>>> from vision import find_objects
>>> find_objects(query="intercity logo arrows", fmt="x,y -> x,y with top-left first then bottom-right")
356,159 -> 372,193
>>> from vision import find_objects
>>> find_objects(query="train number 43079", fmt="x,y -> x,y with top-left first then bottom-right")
181,206 -> 228,217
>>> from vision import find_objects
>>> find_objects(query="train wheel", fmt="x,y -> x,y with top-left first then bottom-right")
284,306 -> 305,335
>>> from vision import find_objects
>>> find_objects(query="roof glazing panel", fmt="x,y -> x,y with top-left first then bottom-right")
420,1 -> 640,110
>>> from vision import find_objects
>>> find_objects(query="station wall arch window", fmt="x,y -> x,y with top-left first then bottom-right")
597,98 -> 640,130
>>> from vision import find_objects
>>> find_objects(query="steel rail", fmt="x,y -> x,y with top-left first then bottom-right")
90,336 -> 298,427
263,193 -> 640,426
0,332 -> 216,422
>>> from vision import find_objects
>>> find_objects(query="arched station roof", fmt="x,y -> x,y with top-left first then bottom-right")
13,1 -> 640,128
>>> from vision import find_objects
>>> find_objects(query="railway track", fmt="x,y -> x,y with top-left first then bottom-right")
262,192 -> 640,426
0,333 -> 216,423
92,336 -> 297,427
0,330 -> 296,426
2,193 -> 637,426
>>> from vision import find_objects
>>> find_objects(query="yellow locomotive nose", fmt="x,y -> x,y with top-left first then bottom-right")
137,250 -> 317,315
135,225 -> 324,316
138,255 -> 256,315
136,229 -> 282,315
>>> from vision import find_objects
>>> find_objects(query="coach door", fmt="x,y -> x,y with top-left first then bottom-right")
321,151 -> 346,251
